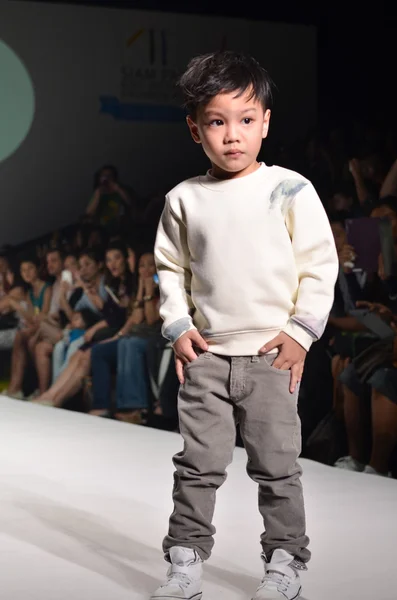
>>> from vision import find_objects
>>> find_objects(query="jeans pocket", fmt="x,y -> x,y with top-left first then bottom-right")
261,353 -> 291,376
184,350 -> 212,370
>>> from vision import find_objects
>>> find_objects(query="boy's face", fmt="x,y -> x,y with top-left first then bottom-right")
71,312 -> 85,329
187,88 -> 271,179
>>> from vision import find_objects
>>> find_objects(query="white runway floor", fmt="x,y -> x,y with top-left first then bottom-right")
0,395 -> 396,600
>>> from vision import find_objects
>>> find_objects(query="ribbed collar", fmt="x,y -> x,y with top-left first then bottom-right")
198,162 -> 267,192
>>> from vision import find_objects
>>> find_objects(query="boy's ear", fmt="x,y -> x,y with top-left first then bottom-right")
262,109 -> 271,139
186,115 -> 201,144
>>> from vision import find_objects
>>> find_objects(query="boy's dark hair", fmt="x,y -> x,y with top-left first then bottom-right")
178,51 -> 274,119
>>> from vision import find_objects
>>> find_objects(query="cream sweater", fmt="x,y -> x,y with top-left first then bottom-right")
154,163 -> 338,355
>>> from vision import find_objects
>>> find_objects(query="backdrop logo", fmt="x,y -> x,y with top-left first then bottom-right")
126,28 -> 168,66
100,27 -> 184,122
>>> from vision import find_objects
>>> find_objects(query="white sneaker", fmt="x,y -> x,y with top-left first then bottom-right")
151,546 -> 203,600
363,465 -> 391,478
3,389 -> 25,400
253,549 -> 303,600
334,455 -> 365,472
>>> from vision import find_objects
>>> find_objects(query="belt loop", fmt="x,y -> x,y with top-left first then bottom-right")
251,355 -> 260,363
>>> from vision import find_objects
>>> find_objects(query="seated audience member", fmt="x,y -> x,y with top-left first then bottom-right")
370,198 -> 397,311
349,152 -> 394,215
31,252 -> 82,388
0,253 -> 12,297
334,200 -> 397,475
51,309 -> 99,386
327,217 -> 369,416
0,258 -> 25,316
63,253 -> 79,282
33,242 -> 137,406
46,248 -> 64,308
3,256 -> 52,398
326,182 -> 364,219
25,249 -> 66,397
30,247 -> 107,398
0,258 -> 25,350
380,156 -> 397,199
89,251 -> 160,422
85,165 -> 134,235
334,302 -> 397,477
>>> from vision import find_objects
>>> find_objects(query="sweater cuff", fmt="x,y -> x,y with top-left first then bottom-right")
282,320 -> 314,352
163,317 -> 196,345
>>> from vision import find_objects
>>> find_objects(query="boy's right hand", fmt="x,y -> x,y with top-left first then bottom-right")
174,330 -> 209,384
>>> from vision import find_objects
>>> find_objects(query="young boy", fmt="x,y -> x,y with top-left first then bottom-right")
153,51 -> 338,600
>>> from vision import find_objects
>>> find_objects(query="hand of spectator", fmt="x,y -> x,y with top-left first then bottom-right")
84,327 -> 96,343
143,276 -> 155,296
378,253 -> 387,281
348,158 -> 362,179
109,181 -> 120,193
173,330 -> 209,384
338,244 -> 356,273
60,280 -> 72,297
356,300 -> 393,320
74,273 -> 84,289
136,276 -> 145,297
259,332 -> 307,394
98,335 -> 120,344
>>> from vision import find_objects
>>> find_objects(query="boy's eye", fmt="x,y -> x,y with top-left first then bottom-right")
243,117 -> 253,124
209,119 -> 224,127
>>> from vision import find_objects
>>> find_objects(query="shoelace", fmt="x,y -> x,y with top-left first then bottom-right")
163,570 -> 193,590
259,571 -> 290,594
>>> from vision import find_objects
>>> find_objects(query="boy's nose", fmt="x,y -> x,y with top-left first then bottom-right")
224,126 -> 239,143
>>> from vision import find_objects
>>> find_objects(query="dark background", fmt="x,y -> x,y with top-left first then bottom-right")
30,0 -> 397,127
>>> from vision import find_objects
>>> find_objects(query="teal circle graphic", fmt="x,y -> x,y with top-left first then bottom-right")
0,40 -> 35,162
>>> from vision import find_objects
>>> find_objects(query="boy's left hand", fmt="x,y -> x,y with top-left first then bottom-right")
259,332 -> 307,394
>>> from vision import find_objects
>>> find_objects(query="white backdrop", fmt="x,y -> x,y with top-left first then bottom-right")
0,1 -> 316,246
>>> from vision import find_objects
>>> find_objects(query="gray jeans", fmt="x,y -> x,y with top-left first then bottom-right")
163,351 -> 310,564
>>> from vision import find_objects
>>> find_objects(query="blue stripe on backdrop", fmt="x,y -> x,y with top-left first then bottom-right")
100,96 -> 185,122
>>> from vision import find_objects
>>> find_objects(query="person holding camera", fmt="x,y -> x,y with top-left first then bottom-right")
85,165 -> 136,235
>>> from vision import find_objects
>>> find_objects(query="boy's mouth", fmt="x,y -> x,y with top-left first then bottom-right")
225,150 -> 243,156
